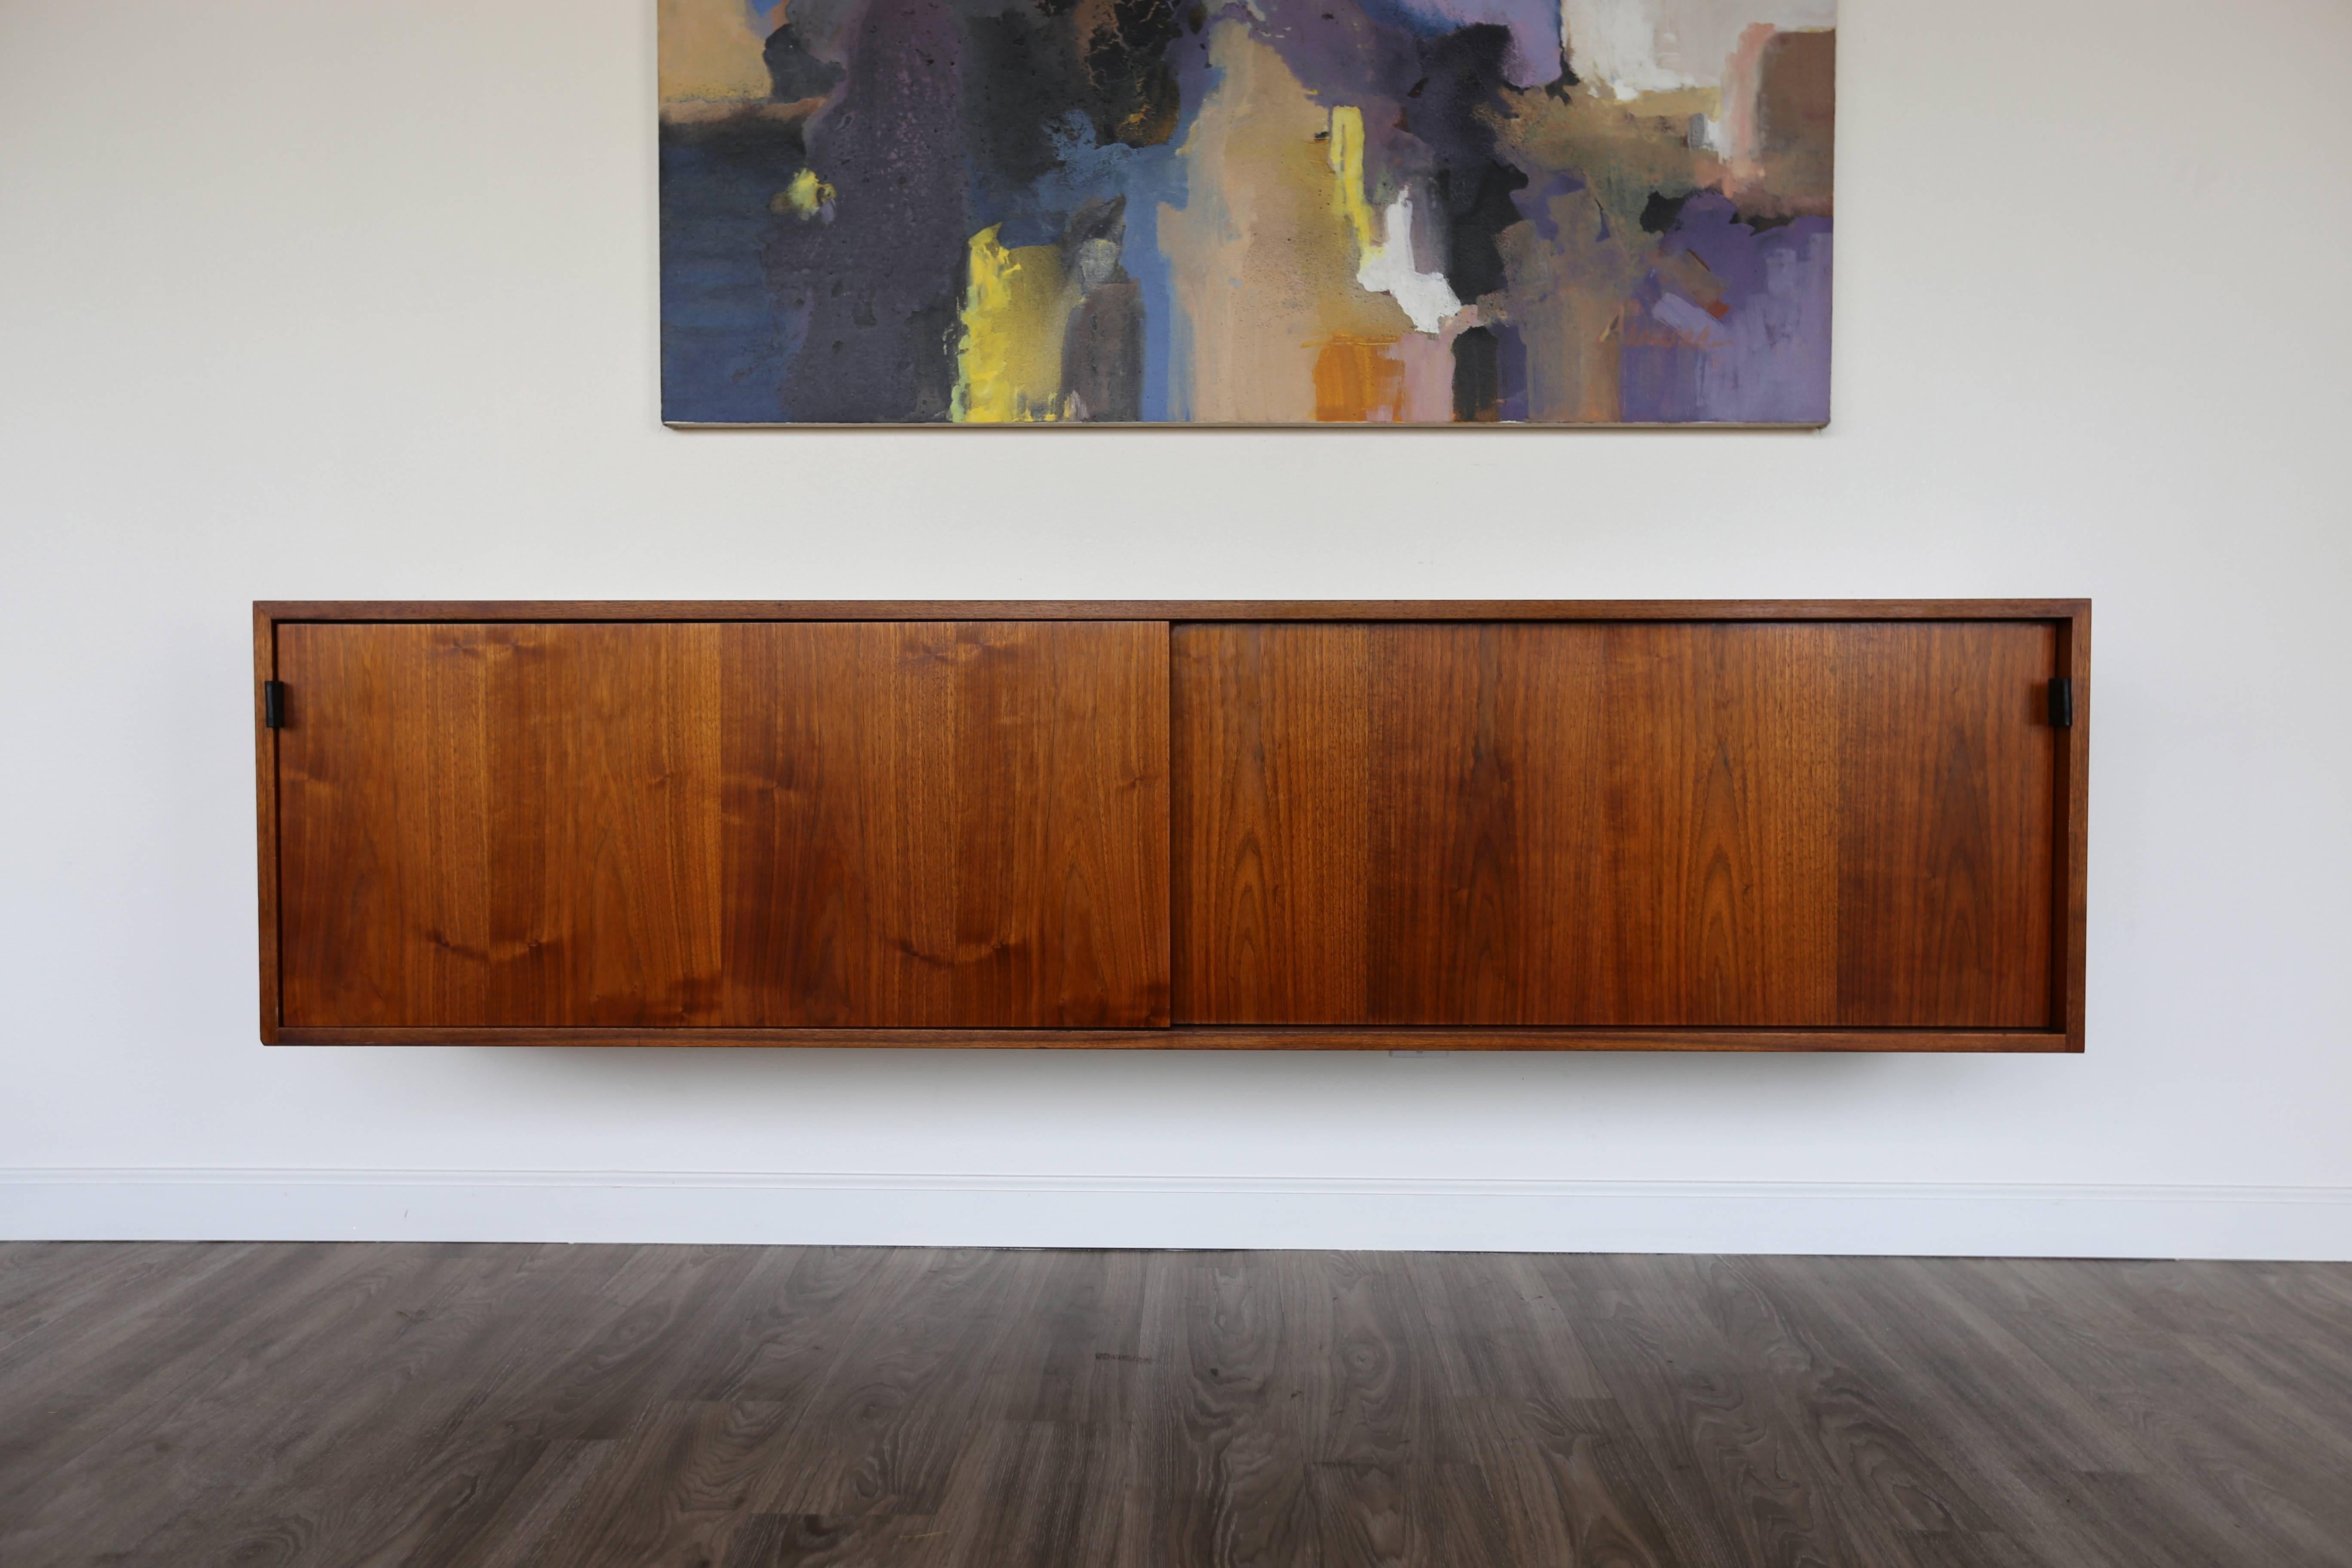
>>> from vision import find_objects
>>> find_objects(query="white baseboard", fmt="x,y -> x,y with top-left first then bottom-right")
5,1170 -> 2349,1259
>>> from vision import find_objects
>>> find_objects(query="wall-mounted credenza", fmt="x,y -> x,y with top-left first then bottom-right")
254,601 -> 2088,1050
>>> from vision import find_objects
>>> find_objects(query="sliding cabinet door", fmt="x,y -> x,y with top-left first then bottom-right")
1171,621 -> 2057,1028
276,621 -> 1168,1030
714,622 -> 1168,1027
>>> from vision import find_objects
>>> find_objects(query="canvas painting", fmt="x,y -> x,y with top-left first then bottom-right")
658,0 -> 1833,426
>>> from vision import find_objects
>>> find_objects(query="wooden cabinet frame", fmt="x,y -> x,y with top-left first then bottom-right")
255,601 -> 2089,1052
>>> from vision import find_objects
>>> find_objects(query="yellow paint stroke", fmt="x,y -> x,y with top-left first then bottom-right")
952,225 -> 1071,423
770,168 -> 835,219
1326,106 -> 1381,256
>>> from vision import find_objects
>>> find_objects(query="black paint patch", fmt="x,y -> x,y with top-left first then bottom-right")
1408,25 -> 1529,304
1452,325 -> 1501,422
764,23 -> 845,101
1640,189 -> 1692,234
1435,163 -> 1527,302
1084,0 -> 1185,148
962,7 -> 1092,199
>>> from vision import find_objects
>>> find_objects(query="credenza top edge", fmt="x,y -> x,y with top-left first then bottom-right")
255,599 -> 2092,624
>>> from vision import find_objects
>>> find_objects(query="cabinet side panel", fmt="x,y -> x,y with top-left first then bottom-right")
1171,624 -> 1371,1024
2056,606 -> 2090,1048
255,607 -> 281,1041
1835,622 -> 2059,1026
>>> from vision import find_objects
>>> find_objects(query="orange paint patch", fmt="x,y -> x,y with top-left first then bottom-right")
1313,336 -> 1406,422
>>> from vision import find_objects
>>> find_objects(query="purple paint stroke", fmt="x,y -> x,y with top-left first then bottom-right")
1379,0 -> 1563,86
1618,196 -> 1831,425
774,0 -> 972,422
1241,0 -> 1544,190
1510,169 -> 1587,243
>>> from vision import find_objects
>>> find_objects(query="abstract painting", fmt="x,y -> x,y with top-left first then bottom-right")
659,0 -> 1833,425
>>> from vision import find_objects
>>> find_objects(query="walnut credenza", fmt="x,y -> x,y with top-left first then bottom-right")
254,601 -> 2088,1050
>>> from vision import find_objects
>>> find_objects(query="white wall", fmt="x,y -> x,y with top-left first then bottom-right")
4,0 -> 2348,1257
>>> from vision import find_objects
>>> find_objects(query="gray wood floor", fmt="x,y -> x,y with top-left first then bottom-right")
1,1244 -> 2347,1566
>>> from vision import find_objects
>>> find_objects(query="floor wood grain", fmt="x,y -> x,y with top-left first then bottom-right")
0,1244 -> 2343,1567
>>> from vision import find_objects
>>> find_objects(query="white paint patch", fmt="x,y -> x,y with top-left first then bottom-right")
1651,291 -> 1730,346
1357,190 -> 1464,335
1564,0 -> 1837,98
1563,0 -> 1690,98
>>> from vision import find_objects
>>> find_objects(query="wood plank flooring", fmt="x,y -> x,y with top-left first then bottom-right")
1,1244 -> 2346,1566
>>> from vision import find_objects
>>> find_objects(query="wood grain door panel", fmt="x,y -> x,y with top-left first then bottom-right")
277,622 -> 727,1029
278,621 -> 1169,1029
1172,621 -> 2056,1028
714,621 -> 1170,1027
1834,622 -> 2059,1026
